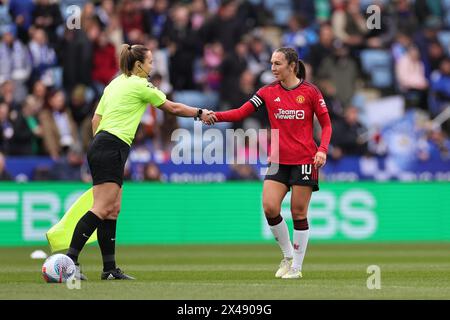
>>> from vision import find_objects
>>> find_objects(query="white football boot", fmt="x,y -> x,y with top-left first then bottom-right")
275,257 -> 293,278
282,266 -> 303,279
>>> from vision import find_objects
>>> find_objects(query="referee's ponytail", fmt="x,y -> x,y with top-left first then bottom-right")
275,47 -> 305,80
119,44 -> 149,77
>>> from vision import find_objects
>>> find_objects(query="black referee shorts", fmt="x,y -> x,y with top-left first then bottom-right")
87,130 -> 130,187
264,163 -> 319,191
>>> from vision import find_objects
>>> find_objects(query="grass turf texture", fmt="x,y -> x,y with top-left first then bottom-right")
0,243 -> 449,299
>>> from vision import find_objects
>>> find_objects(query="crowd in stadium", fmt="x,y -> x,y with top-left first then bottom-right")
0,0 -> 450,182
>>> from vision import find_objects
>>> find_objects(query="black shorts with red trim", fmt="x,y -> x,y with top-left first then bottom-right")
264,163 -> 319,191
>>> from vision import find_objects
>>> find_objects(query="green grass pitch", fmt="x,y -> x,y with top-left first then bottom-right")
0,243 -> 449,299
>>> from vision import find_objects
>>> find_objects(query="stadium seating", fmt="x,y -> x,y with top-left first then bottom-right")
360,49 -> 393,89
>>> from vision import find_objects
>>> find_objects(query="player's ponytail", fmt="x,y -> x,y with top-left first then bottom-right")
275,47 -> 305,80
119,44 -> 149,77
297,59 -> 306,80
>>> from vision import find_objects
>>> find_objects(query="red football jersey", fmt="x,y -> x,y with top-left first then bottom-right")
250,80 -> 328,165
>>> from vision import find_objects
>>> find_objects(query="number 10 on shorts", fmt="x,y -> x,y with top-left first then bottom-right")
301,164 -> 312,175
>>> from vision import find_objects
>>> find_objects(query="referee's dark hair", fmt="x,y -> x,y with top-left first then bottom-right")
120,44 -> 149,76
275,47 -> 306,80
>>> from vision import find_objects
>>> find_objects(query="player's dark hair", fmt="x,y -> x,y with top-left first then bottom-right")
275,47 -> 306,79
119,44 -> 149,76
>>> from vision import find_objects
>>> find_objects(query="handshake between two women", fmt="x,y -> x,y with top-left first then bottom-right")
199,109 -> 218,125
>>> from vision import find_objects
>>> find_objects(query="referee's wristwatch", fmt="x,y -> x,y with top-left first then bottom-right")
195,108 -> 203,121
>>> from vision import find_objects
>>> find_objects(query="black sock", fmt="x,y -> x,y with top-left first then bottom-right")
98,219 -> 117,272
66,211 -> 102,263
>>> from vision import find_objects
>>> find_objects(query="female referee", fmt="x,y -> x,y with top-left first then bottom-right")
207,47 -> 332,279
66,44 -> 213,280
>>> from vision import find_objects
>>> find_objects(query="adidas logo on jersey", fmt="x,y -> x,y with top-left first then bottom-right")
274,97 -> 281,102
302,176 -> 309,180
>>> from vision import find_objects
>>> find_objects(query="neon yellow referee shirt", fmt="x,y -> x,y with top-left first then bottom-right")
95,74 -> 166,145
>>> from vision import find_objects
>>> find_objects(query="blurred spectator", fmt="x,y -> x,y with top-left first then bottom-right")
144,38 -> 171,93
9,96 -> 41,155
395,45 -> 428,110
307,23 -> 335,76
227,69 -> 268,129
38,89 -> 79,160
32,0 -> 63,46
417,128 -> 450,161
393,0 -> 418,34
0,25 -> 31,102
96,0 -> 115,28
69,84 -> 92,128
330,106 -> 368,159
50,143 -> 90,182
26,80 -> 47,112
143,162 -> 163,181
79,1 -> 97,31
189,0 -> 209,31
281,14 -> 318,60
293,0 -> 317,24
0,80 -> 19,111
0,151 -> 12,180
427,128 -> 450,161
0,0 -> 12,36
391,32 -> 413,62
414,0 -> 444,28
200,41 -> 224,91
0,99 -> 13,154
61,26 -> 92,92
91,29 -> 118,95
143,0 -> 169,42
28,27 -> 58,87
228,69 -> 256,109
246,35 -> 272,80
13,96 -> 42,155
234,0 -> 267,30
429,58 -> 450,116
8,0 -> 34,43
413,17 -> 441,76
331,0 -> 368,51
227,164 -> 260,181
119,0 -> 145,42
317,41 -> 359,107
199,0 -> 246,52
105,14 -> 125,62
426,41 -> 446,75
219,39 -> 249,104
163,4 -> 200,91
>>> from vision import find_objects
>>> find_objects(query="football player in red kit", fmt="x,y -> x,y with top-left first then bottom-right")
206,47 -> 332,279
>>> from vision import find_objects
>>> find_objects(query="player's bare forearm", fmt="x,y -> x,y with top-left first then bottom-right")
91,114 -> 102,136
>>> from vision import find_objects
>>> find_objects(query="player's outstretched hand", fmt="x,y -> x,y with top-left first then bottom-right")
313,151 -> 327,169
201,110 -> 217,125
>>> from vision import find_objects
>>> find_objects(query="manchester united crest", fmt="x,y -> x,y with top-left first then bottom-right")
296,95 -> 305,104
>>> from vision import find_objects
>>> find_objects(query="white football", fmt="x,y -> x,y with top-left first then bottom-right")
42,254 -> 76,283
